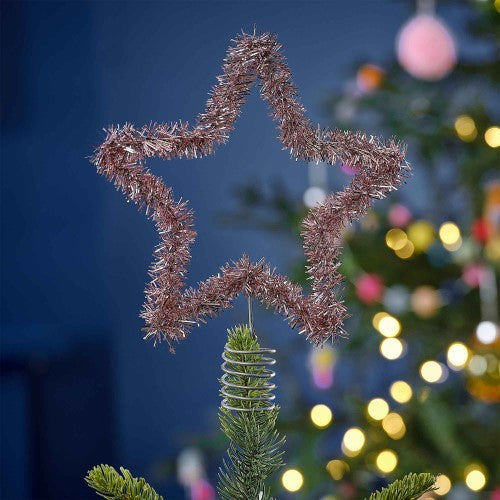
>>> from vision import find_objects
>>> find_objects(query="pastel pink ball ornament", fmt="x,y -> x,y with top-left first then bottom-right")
396,13 -> 457,81
355,273 -> 385,304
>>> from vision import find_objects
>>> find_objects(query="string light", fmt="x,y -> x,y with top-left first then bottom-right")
468,355 -> 487,376
379,338 -> 404,360
375,450 -> 398,474
326,459 -> 349,481
310,404 -> 333,429
372,312 -> 390,331
394,240 -> 415,259
382,412 -> 406,439
447,342 -> 469,370
367,398 -> 390,421
439,222 -> 461,245
475,321 -> 499,344
407,221 -> 435,252
454,115 -> 477,142
484,126 -> 500,148
386,228 -> 408,250
389,381 -> 413,403
342,427 -> 366,456
420,360 -> 447,383
434,475 -> 452,496
464,464 -> 487,491
377,315 -> 402,337
281,469 -> 304,492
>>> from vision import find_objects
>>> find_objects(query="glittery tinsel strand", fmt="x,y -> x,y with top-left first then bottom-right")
92,32 -> 408,351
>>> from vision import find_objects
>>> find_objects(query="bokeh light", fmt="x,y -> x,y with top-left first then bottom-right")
434,474 -> 452,495
342,427 -> 366,456
380,338 -> 404,360
372,312 -> 390,331
390,381 -> 413,403
386,228 -> 408,250
484,126 -> 500,148
382,412 -> 406,439
420,361 -> 446,383
454,115 -> 477,142
326,459 -> 349,481
367,398 -> 390,421
310,404 -> 333,429
464,464 -> 487,491
447,342 -> 469,370
281,469 -> 304,492
475,321 -> 499,344
375,450 -> 398,473
407,220 -> 435,252
439,222 -> 461,245
394,240 -> 415,259
377,315 -> 402,337
468,355 -> 487,376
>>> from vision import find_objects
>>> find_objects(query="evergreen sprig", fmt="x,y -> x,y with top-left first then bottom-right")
217,325 -> 285,500
366,473 -> 437,500
85,464 -> 163,500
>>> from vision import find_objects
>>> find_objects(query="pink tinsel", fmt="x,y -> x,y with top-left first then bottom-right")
92,32 -> 408,350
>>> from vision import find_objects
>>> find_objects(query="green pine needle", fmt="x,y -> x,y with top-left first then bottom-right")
85,464 -> 163,500
366,473 -> 437,500
217,325 -> 285,500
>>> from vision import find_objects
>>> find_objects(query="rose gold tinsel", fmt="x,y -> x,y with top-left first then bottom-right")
92,32 -> 408,350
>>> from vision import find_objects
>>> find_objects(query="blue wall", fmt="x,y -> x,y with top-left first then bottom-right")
2,1 -> 462,498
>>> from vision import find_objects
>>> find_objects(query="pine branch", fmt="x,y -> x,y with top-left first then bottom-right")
366,473 -> 437,500
217,325 -> 285,500
85,464 -> 163,500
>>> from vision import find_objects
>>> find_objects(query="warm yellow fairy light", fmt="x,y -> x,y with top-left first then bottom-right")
379,338 -> 404,360
454,115 -> 477,142
310,404 -> 333,429
372,312 -> 390,331
447,342 -> 469,370
464,464 -> 487,491
377,315 -> 401,338
407,221 -> 435,252
434,474 -> 452,496
394,240 -> 415,259
389,381 -> 413,403
367,398 -> 390,421
484,126 -> 500,148
386,228 -> 408,250
420,360 -> 444,383
342,427 -> 366,456
382,412 -> 406,439
439,222 -> 461,245
468,355 -> 487,376
281,469 -> 304,492
443,236 -> 462,252
326,459 -> 349,480
375,450 -> 398,473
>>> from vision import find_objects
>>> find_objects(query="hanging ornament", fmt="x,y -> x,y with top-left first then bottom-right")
308,345 -> 338,390
388,203 -> 412,228
462,262 -> 486,288
396,0 -> 457,81
356,64 -> 385,94
411,285 -> 441,318
383,285 -> 410,314
355,273 -> 385,304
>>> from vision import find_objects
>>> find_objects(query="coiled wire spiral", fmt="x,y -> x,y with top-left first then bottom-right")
221,298 -> 277,412
220,343 -> 276,412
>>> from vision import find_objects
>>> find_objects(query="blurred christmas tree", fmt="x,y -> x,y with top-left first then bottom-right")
212,1 -> 499,499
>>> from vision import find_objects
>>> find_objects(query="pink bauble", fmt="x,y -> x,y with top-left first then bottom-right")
388,203 -> 412,228
191,480 -> 215,500
355,273 -> 384,304
341,163 -> 360,176
396,13 -> 457,81
462,262 -> 486,288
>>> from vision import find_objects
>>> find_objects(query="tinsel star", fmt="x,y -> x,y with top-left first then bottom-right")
92,32 -> 408,351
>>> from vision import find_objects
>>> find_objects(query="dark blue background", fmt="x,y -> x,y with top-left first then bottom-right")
1,1 -> 466,498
